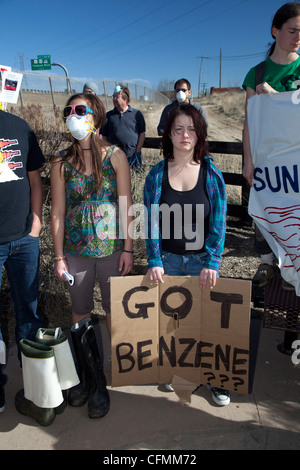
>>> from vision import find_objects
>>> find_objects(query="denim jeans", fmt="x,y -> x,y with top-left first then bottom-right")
161,250 -> 207,276
127,152 -> 142,169
0,234 -> 42,362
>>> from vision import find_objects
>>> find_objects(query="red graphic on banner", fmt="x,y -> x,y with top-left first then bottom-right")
251,205 -> 300,272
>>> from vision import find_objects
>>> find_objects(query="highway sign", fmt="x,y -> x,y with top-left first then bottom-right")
31,55 -> 51,71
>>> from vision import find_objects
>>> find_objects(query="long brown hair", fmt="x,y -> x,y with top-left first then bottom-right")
62,93 -> 106,190
162,103 -> 209,163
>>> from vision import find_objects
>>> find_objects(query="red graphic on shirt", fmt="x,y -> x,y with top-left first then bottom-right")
0,139 -> 18,149
0,138 -> 22,169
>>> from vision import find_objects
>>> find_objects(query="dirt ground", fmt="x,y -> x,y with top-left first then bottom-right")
203,105 -> 244,142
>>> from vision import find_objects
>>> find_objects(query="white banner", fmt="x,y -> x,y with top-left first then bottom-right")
248,91 -> 300,295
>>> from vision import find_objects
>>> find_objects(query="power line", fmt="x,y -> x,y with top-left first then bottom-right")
84,0 -> 213,62
51,0 -> 149,55
60,0 -> 213,68
54,0 -> 249,72
196,49 -> 265,92
198,52 -> 265,61
65,0 -> 250,71
54,0 -> 175,64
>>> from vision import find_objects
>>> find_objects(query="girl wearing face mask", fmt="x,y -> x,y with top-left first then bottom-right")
50,93 -> 133,336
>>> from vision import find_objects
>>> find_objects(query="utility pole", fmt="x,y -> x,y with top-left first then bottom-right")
219,48 -> 222,89
18,52 -> 28,88
197,56 -> 203,98
196,55 -> 208,97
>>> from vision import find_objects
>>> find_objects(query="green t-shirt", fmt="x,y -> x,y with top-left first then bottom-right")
242,55 -> 300,92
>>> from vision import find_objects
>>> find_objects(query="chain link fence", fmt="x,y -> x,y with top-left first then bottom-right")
17,72 -> 170,112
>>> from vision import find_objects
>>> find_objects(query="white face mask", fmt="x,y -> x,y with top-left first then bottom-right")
176,90 -> 187,103
66,115 -> 93,140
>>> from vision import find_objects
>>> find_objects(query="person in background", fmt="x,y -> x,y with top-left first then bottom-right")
144,103 -> 229,406
83,82 -> 102,136
0,109 -> 44,414
101,85 -> 146,169
83,82 -> 98,96
242,2 -> 300,354
157,78 -> 208,136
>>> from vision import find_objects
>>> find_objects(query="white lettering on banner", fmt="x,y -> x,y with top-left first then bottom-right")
253,165 -> 299,193
247,92 -> 300,295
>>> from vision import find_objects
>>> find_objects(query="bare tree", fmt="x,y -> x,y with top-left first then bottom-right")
156,78 -> 175,92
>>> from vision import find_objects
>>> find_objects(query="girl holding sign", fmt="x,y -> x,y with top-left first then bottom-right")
242,2 -> 300,352
144,103 -> 229,405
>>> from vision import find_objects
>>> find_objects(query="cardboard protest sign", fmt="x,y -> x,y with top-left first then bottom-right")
247,92 -> 300,295
111,275 -> 251,396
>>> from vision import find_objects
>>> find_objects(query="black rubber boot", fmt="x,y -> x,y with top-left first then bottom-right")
68,318 -> 92,406
15,389 -> 56,426
55,390 -> 68,415
81,325 -> 110,418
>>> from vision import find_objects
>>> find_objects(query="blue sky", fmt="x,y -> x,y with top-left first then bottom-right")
1,0 -> 295,94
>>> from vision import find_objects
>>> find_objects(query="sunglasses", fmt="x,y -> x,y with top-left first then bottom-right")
175,88 -> 188,93
62,104 -> 94,118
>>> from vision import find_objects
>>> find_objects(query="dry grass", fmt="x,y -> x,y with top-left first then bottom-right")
197,91 -> 245,123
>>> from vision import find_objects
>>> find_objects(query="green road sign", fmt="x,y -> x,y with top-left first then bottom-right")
31,55 -> 51,71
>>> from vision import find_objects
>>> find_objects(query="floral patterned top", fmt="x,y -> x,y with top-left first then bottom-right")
63,145 -> 123,257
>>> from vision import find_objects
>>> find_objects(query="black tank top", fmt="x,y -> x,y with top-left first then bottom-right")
160,160 -> 210,255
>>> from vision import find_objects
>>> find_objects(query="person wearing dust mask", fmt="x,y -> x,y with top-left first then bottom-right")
50,93 -> 133,419
157,78 -> 208,136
